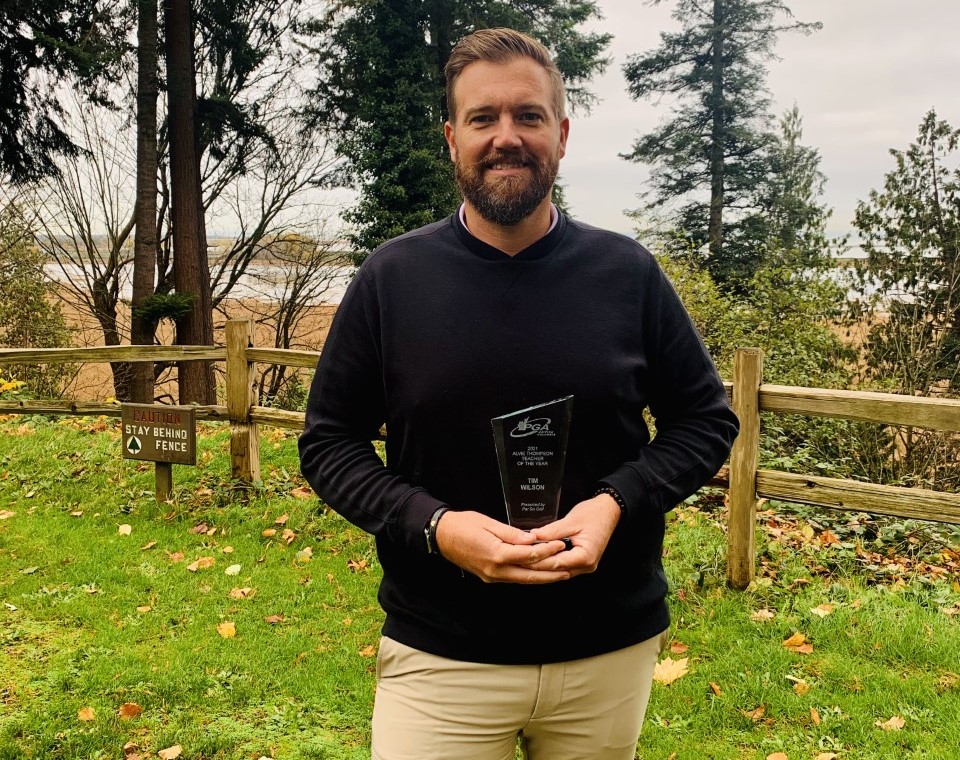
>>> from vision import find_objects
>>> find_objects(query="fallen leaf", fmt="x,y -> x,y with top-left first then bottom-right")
118,524 -> 132,536
217,621 -> 237,638
783,632 -> 806,647
282,528 -> 297,545
792,680 -> 810,696
118,702 -> 143,719
669,641 -> 689,654
819,530 -> 840,545
274,513 -> 289,525
136,605 -> 152,613
810,603 -> 835,618
70,511 -> 84,517
140,540 -> 157,551
20,566 -> 38,575
229,587 -> 256,600
188,522 -> 210,534
224,564 -> 242,576
4,602 -> 17,611
77,706 -> 96,722
751,608 -> 775,622
875,715 -> 905,731
347,558 -> 368,572
0,510 -> 15,520
158,746 -> 182,760
264,614 -> 285,624
815,754 -> 838,760
766,753 -> 788,760
810,707 -> 821,725
291,486 -> 314,499
262,528 -> 277,538
359,644 -> 377,657
166,551 -> 185,563
123,741 -> 139,756
708,681 -> 722,696
187,556 -> 215,572
296,547 -> 313,562
222,546 -> 234,554
652,656 -> 689,685
742,705 -> 766,722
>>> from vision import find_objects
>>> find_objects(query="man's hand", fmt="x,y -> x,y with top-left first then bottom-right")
526,493 -> 621,578
435,510 -> 571,584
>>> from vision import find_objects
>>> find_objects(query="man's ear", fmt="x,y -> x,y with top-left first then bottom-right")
558,116 -> 570,160
444,121 -> 458,162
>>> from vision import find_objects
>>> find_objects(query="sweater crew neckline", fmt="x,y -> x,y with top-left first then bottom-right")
451,209 -> 567,262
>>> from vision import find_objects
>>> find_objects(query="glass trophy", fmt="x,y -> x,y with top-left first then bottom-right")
491,396 -> 573,530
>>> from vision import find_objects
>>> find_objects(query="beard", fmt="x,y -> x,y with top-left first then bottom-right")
454,149 -> 559,227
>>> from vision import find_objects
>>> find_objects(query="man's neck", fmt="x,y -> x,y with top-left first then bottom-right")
460,200 -> 555,256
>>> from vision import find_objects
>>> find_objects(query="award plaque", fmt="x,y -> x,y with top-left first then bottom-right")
492,396 -> 573,530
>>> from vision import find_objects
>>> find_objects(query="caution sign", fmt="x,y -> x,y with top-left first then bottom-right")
120,404 -> 196,465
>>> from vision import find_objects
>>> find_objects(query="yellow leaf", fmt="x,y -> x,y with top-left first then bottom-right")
140,540 -> 157,551
77,706 -> 96,722
118,524 -> 132,536
815,754 -> 838,760
296,547 -> 313,562
274,513 -> 289,525
217,621 -> 237,638
262,528 -> 277,538
652,656 -> 689,685
187,556 -> 215,572
359,644 -> 377,657
766,754 -> 789,760
222,546 -> 234,554
166,551 -> 185,563
0,510 -> 15,520
810,603 -> 835,618
224,564 -> 242,576
742,705 -> 766,722
669,641 -> 689,654
783,632 -> 806,648
282,528 -> 297,545
708,681 -> 722,696
810,707 -> 821,725
792,680 -> 810,696
118,702 -> 143,719
158,746 -> 183,760
875,715 -> 906,731
751,608 -> 775,622
229,587 -> 256,600
136,605 -> 152,613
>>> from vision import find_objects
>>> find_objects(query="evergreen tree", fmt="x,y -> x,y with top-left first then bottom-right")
0,0 -> 128,183
852,110 -> 960,398
307,0 -> 611,257
622,0 -> 819,289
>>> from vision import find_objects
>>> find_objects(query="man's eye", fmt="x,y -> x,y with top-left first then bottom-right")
518,113 -> 544,123
470,115 -> 494,124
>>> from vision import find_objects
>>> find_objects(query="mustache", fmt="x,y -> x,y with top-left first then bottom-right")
476,150 -> 538,169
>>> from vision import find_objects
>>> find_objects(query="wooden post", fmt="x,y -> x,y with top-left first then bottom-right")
727,347 -> 763,589
155,462 -> 173,502
226,320 -> 260,484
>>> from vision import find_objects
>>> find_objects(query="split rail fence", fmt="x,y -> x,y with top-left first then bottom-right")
2,321 -> 959,589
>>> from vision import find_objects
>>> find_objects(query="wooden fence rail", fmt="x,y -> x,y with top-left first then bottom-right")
3,322 -> 959,589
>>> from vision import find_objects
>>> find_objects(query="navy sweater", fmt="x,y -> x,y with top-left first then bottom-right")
299,213 -> 739,664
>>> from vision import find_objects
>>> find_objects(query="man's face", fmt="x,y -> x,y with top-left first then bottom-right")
444,57 -> 569,227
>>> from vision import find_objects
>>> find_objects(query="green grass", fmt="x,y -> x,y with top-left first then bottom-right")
1,416 -> 959,759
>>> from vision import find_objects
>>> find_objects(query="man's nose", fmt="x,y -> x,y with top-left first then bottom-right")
492,119 -> 522,150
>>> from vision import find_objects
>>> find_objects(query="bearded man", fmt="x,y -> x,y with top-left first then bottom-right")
299,27 -> 738,760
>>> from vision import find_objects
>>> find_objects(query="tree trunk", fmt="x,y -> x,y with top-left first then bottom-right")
708,0 -> 725,262
131,0 -> 160,404
164,0 -> 215,404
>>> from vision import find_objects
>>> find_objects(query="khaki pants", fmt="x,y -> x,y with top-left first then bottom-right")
371,632 -> 666,760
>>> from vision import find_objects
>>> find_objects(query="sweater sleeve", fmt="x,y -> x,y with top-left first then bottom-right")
597,259 -> 739,521
297,267 -> 444,554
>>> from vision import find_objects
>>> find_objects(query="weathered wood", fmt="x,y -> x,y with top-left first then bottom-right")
727,348 -> 763,589
250,407 -> 306,431
760,384 -> 960,433
0,400 -> 227,420
155,462 -> 173,503
245,347 -> 321,369
757,470 -> 960,525
0,345 -> 225,365
226,321 -> 260,483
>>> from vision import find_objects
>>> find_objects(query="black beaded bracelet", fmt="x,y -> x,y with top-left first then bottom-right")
594,486 -> 627,516
424,506 -> 450,555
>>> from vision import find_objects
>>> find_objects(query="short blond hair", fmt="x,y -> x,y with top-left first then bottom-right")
444,28 -> 566,121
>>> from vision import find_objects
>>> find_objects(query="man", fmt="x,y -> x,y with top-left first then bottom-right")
299,27 -> 738,760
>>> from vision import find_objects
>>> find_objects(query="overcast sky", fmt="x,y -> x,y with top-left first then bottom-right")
560,0 -> 960,241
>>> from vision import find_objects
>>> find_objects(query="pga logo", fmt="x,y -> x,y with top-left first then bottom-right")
510,416 -> 553,438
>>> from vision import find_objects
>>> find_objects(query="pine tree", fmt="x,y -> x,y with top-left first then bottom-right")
622,0 -> 819,289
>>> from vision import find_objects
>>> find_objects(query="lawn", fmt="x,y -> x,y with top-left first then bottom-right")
1,415 -> 959,759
